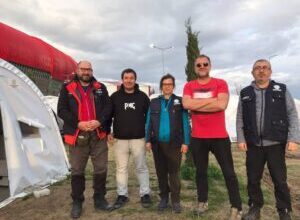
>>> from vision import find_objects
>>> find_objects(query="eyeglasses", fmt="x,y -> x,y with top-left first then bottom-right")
253,66 -> 270,71
196,63 -> 209,68
162,83 -> 174,86
79,67 -> 93,72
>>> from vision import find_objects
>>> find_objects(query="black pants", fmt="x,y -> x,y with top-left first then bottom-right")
69,131 -> 108,202
246,143 -> 291,212
190,137 -> 242,210
152,142 -> 182,203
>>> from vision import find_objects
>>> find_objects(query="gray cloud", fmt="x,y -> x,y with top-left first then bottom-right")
1,0 -> 300,98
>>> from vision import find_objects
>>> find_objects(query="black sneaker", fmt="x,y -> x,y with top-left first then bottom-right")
242,205 -> 260,220
157,197 -> 169,211
113,195 -> 129,210
71,201 -> 82,219
141,194 -> 152,208
172,202 -> 182,214
278,209 -> 292,220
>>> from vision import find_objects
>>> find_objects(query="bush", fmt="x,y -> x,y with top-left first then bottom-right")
181,163 -> 223,182
181,163 -> 196,180
207,163 -> 223,181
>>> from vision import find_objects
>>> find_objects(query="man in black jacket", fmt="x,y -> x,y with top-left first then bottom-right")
237,59 -> 299,220
145,74 -> 190,213
58,60 -> 112,218
108,68 -> 151,209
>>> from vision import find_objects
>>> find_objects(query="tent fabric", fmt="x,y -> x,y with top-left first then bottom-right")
0,59 -> 69,208
0,22 -> 76,81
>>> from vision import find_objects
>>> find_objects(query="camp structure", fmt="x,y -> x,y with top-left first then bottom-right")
0,59 -> 69,208
0,22 -> 77,95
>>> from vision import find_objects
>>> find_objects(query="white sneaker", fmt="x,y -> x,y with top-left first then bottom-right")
228,207 -> 242,220
194,202 -> 208,215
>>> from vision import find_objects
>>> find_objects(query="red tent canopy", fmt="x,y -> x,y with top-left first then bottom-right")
0,22 -> 76,81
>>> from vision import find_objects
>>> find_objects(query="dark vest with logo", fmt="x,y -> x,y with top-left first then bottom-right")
149,94 -> 184,148
240,80 -> 288,145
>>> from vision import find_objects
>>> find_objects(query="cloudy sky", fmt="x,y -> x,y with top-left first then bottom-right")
1,0 -> 300,98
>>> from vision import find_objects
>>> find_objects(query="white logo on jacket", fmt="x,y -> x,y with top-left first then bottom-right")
95,89 -> 102,94
273,85 -> 282,92
174,99 -> 180,105
124,102 -> 136,110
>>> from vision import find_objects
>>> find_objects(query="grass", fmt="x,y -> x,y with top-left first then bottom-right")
0,143 -> 299,220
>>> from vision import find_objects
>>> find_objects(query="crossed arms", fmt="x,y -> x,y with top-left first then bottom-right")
182,93 -> 229,112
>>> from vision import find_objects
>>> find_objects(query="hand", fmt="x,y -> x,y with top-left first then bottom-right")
238,142 -> 247,151
78,121 -> 91,131
146,142 -> 152,151
286,142 -> 298,152
181,144 -> 188,154
88,120 -> 101,130
107,133 -> 115,145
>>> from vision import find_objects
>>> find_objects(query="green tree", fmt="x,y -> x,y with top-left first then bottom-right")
185,17 -> 201,81
184,18 -> 201,166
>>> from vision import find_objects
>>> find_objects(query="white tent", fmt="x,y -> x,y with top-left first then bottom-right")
0,59 -> 69,208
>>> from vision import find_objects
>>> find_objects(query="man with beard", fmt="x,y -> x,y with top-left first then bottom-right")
237,59 -> 299,220
108,68 -> 151,210
58,60 -> 112,218
182,55 -> 242,220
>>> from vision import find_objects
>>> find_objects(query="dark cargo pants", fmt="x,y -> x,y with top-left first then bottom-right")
69,131 -> 108,202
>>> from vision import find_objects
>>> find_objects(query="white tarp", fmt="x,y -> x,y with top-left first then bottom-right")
0,59 -> 69,208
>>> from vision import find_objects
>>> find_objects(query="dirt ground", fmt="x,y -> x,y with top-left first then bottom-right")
0,145 -> 299,220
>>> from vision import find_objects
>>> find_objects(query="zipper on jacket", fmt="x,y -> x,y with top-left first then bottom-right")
84,92 -> 91,119
259,89 -> 264,147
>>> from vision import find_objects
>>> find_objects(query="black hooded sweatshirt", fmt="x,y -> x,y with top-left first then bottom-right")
110,84 -> 150,139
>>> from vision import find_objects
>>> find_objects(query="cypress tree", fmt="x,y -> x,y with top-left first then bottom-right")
185,17 -> 201,81
184,18 -> 201,166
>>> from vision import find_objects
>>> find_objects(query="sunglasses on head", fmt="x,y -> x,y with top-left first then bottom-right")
196,63 -> 209,68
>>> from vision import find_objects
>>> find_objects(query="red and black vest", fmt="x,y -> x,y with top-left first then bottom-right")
63,81 -> 107,145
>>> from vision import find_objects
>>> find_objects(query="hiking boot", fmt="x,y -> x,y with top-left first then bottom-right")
172,202 -> 182,214
71,201 -> 82,219
113,195 -> 129,210
242,205 -> 260,220
278,209 -> 292,220
94,197 -> 112,211
157,197 -> 169,211
229,207 -> 243,220
141,194 -> 152,208
193,202 -> 208,215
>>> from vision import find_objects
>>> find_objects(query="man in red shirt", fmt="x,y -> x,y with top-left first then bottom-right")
183,55 -> 242,220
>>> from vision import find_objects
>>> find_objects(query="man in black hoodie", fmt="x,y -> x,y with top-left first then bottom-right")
108,68 -> 151,209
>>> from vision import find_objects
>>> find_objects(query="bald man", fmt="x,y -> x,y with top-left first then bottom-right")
58,61 -> 112,218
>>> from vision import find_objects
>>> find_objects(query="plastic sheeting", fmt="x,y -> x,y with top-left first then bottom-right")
0,22 -> 76,81
0,59 -> 69,208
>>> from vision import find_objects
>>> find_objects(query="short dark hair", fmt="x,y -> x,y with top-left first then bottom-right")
121,68 -> 137,80
160,73 -> 175,90
195,54 -> 211,64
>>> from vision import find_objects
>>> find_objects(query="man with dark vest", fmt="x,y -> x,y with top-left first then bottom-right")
237,59 -> 299,220
58,60 -> 112,218
145,74 -> 190,213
